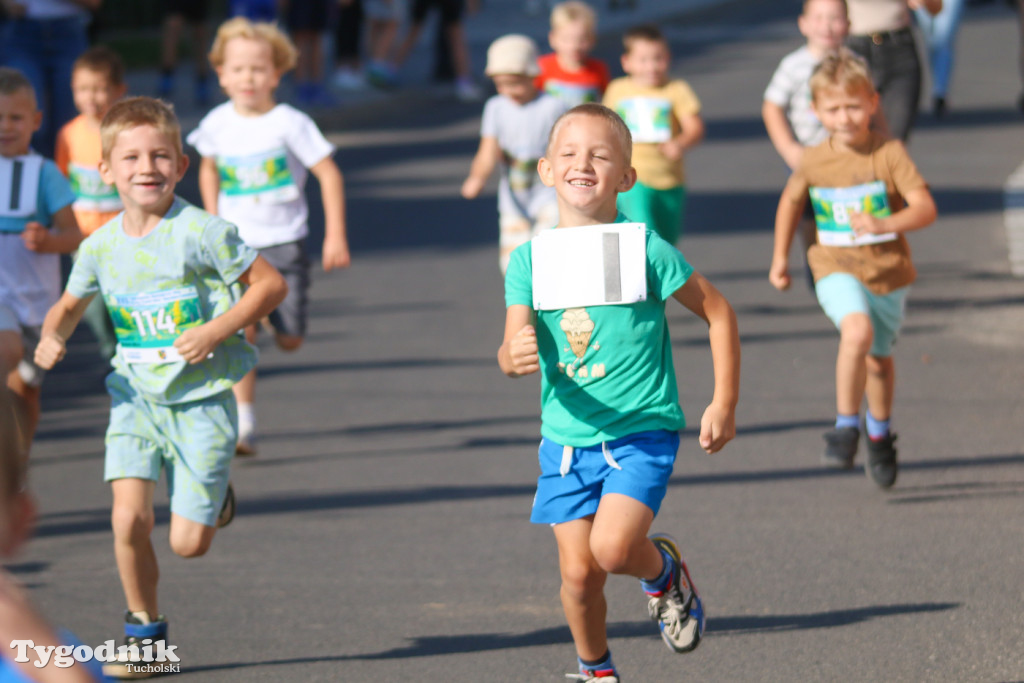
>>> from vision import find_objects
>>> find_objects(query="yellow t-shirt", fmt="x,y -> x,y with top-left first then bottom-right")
603,77 -> 701,189
55,115 -> 122,236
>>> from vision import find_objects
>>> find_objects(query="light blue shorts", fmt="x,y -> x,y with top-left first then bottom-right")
105,384 -> 237,527
531,430 -> 679,525
815,272 -> 910,358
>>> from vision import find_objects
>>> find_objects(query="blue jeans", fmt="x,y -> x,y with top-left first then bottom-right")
915,0 -> 965,99
848,27 -> 921,142
0,16 -> 89,157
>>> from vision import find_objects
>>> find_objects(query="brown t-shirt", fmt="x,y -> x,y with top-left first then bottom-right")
789,133 -> 926,294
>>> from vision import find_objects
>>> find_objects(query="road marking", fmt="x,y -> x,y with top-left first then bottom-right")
1006,161 -> 1024,276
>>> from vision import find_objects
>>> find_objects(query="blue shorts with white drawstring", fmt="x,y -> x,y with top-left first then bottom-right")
530,430 -> 679,525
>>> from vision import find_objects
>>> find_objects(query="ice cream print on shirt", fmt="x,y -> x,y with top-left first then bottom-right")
557,308 -> 605,380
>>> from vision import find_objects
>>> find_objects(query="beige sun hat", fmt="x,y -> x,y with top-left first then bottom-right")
485,34 -> 541,77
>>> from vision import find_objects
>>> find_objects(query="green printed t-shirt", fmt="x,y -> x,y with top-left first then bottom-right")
504,215 -> 694,447
67,197 -> 259,405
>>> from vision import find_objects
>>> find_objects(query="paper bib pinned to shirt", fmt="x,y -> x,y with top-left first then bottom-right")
531,223 -> 647,311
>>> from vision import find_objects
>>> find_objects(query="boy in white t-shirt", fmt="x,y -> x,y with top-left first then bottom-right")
461,34 -> 567,274
188,17 -> 351,454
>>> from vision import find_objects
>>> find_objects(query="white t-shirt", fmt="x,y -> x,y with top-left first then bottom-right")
480,93 -> 567,222
187,103 -> 335,249
764,46 -> 828,148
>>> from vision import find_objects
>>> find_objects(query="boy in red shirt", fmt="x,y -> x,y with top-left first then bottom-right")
536,1 -> 610,107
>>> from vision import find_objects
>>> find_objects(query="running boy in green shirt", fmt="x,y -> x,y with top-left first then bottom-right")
498,103 -> 739,682
34,96 -> 287,679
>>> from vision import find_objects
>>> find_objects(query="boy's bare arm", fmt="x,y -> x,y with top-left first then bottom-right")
672,272 -> 740,454
850,184 -> 937,237
769,175 -> 807,291
461,136 -> 502,200
197,156 -> 220,215
761,100 -> 803,172
173,256 -> 288,364
22,206 -> 83,255
497,304 -> 539,377
35,291 -> 92,370
660,112 -> 705,162
309,155 -> 351,271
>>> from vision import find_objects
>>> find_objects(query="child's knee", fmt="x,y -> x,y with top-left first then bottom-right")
560,559 -> 605,601
589,535 -> 636,576
275,333 -> 303,352
839,313 -> 873,355
169,525 -> 214,558
110,504 -> 154,543
866,354 -> 893,378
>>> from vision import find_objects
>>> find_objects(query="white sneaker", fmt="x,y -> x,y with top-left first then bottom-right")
236,421 -> 257,457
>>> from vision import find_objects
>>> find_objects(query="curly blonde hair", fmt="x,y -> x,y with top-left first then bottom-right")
208,17 -> 298,72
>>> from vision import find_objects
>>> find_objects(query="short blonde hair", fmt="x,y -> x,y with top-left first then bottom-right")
809,48 -> 875,101
100,97 -> 182,160
547,103 -> 632,166
803,0 -> 848,15
550,1 -> 597,35
208,17 -> 298,72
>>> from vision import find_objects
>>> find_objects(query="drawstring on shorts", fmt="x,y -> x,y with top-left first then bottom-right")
559,442 -> 623,477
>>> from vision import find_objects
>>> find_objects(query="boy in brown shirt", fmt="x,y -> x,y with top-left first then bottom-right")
769,50 -> 936,488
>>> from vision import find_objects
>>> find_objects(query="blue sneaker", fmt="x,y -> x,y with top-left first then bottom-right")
644,534 -> 705,653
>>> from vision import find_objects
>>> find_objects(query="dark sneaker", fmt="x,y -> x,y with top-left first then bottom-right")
102,613 -> 170,679
566,671 -> 619,682
823,427 -> 859,469
644,534 -> 704,654
866,433 -> 898,489
217,483 -> 235,529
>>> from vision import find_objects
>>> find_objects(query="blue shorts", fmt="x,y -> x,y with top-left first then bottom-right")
815,272 -> 910,358
105,385 -> 237,527
531,430 -> 679,525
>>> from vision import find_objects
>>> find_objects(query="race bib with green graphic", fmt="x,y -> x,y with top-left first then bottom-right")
68,162 -> 122,212
107,287 -> 205,363
543,80 -> 600,106
217,147 -> 300,204
810,180 -> 897,246
507,155 -> 540,192
615,97 -> 672,143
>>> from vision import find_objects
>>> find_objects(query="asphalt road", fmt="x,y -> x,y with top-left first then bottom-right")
16,1 -> 1024,681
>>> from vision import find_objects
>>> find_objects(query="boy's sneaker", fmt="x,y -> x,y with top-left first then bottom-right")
217,483 -> 236,528
822,426 -> 859,469
644,534 -> 705,654
236,422 -> 257,456
102,613 -> 170,679
866,433 -> 898,489
566,672 -> 619,682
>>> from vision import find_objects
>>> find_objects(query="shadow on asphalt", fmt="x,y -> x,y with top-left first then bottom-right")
30,452 -> 1024,539
177,603 -> 958,672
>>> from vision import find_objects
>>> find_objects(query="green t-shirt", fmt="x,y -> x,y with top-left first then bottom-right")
504,216 -> 694,446
67,197 -> 259,405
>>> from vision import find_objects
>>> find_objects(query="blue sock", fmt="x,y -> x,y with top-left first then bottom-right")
641,548 -> 674,596
835,413 -> 859,430
865,412 -> 891,440
578,650 -> 616,677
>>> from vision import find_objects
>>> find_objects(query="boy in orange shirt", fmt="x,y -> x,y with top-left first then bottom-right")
55,46 -> 127,360
535,1 -> 610,107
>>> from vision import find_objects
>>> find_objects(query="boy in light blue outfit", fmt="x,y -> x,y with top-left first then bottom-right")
34,97 -> 287,680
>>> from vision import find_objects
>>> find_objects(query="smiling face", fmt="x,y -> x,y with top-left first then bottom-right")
621,38 -> 671,89
799,0 -> 850,57
539,112 -> 636,226
71,67 -> 125,123
100,124 -> 188,216
0,88 -> 41,158
812,84 -> 877,150
217,36 -> 281,115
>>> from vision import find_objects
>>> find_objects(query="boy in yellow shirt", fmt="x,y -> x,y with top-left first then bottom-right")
603,25 -> 704,244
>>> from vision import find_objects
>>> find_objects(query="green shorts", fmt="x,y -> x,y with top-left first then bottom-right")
617,181 -> 686,244
105,381 -> 237,527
